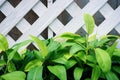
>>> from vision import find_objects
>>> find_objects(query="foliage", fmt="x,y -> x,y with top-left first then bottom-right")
0,14 -> 120,80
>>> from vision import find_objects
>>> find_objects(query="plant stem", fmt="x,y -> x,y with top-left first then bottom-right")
86,34 -> 89,55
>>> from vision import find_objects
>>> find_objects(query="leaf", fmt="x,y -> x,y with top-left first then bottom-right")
105,71 -> 119,80
0,60 -> 6,67
0,33 -> 9,51
86,55 -> 97,63
91,66 -> 101,80
30,35 -> 48,58
106,42 -> 118,57
1,71 -> 26,80
8,40 -> 32,62
95,48 -> 111,72
8,61 -> 16,72
59,32 -> 82,40
33,50 -> 43,61
48,40 -> 60,52
48,65 -> 67,80
112,66 -> 120,74
27,66 -> 43,80
75,52 -> 86,63
74,67 -> 83,80
52,57 -> 67,65
70,44 -> 85,55
25,59 -> 42,71
113,49 -> 120,57
65,59 -> 77,69
83,13 -> 95,34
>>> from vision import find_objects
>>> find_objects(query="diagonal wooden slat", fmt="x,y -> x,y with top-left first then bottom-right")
0,0 -> 39,35
0,0 -> 5,6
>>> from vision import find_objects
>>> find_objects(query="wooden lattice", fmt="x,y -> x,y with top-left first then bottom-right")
0,0 -> 120,47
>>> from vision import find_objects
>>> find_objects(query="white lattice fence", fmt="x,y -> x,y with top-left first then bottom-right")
0,0 -> 120,47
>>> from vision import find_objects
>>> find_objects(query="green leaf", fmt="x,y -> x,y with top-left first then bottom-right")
65,59 -> 77,69
8,40 -> 32,62
1,71 -> 26,80
52,57 -> 67,65
48,65 -> 67,80
105,71 -> 119,80
48,40 -> 60,52
83,13 -> 95,34
95,48 -> 111,72
0,33 -> 8,51
113,49 -> 120,57
75,52 -> 86,63
107,42 -> 118,57
25,59 -> 42,71
86,55 -> 97,63
27,66 -> 43,80
58,32 -> 82,40
8,61 -> 16,72
91,66 -> 101,80
30,35 -> 48,58
74,67 -> 83,80
33,50 -> 43,61
0,60 -> 6,66
70,44 -> 85,55
113,66 -> 120,74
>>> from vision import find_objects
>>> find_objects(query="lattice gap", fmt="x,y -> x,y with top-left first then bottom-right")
0,11 -> 6,23
74,0 -> 89,9
108,28 -> 120,36
8,27 -> 23,41
107,0 -> 120,10
93,11 -> 105,26
7,0 -> 22,7
24,9 -> 39,25
57,10 -> 73,25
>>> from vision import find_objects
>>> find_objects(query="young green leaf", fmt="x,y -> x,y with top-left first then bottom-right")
33,50 -> 43,61
0,60 -> 6,67
113,49 -> 120,57
30,35 -> 48,58
112,66 -> 120,74
25,59 -> 42,71
70,44 -> 85,55
65,59 -> 77,69
91,66 -> 101,80
1,71 -> 26,80
106,42 -> 118,57
95,48 -> 111,72
58,32 -> 82,40
105,71 -> 119,80
8,40 -> 32,62
7,61 -> 16,72
74,67 -> 83,80
0,34 -> 8,52
48,65 -> 67,80
83,13 -> 95,34
27,66 -> 43,80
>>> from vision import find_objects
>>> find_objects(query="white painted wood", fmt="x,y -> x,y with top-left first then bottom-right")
0,0 -> 5,6
115,23 -> 120,33
56,0 -> 107,35
100,3 -> 114,18
16,19 -> 31,33
16,0 -> 73,43
66,2 -> 82,17
0,0 -> 39,35
97,6 -> 120,37
48,0 -> 54,38
0,1 -> 14,16
49,19 -> 64,33
32,1 -> 47,17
